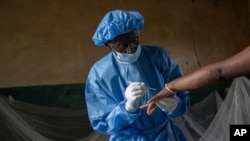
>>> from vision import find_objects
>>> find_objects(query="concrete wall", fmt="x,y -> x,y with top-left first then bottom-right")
0,0 -> 249,87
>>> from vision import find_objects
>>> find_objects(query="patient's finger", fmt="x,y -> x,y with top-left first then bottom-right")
139,103 -> 149,109
147,102 -> 158,115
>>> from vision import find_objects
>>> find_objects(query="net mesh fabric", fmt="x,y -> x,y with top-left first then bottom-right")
0,76 -> 250,141
0,97 -> 92,141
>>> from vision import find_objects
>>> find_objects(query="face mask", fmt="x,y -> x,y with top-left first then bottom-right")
113,45 -> 141,63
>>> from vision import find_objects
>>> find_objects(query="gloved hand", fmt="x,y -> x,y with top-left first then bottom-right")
125,82 -> 147,112
156,97 -> 178,112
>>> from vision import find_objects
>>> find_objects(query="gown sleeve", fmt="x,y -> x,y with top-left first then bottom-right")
85,66 -> 141,136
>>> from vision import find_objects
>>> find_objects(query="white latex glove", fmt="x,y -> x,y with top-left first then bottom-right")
125,82 -> 147,112
156,97 -> 178,112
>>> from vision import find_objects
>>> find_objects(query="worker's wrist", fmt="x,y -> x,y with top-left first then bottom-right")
164,84 -> 176,94
125,101 -> 138,113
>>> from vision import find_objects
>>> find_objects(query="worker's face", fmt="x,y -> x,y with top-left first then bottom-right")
106,30 -> 139,54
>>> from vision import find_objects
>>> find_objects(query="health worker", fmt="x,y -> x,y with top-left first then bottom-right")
85,9 -> 190,141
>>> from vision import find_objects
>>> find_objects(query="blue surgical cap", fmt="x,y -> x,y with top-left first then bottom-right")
92,10 -> 144,46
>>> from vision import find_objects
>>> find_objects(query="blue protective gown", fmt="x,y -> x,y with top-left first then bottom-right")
85,45 -> 190,141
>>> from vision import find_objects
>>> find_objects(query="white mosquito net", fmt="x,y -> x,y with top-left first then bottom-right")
0,76 -> 250,141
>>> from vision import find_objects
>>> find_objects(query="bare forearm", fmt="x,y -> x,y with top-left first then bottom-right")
167,64 -> 228,92
168,46 -> 250,92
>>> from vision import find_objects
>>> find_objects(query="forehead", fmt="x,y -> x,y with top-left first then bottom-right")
110,30 -> 138,42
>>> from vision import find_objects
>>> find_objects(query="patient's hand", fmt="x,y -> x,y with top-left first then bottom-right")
140,87 -> 174,115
